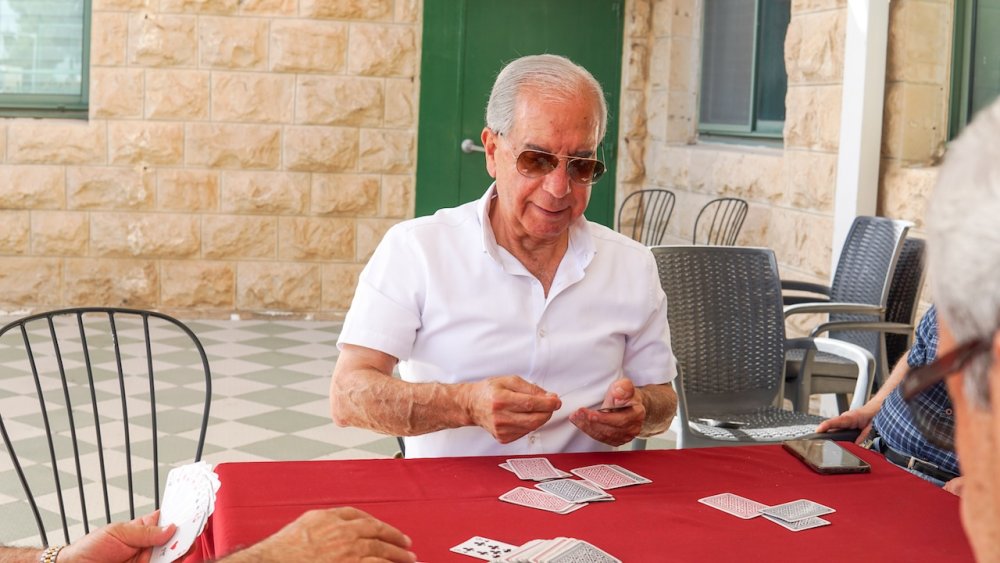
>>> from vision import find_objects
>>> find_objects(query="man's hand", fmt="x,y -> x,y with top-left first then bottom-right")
229,507 -> 415,563
463,376 -> 561,444
59,510 -> 175,563
815,407 -> 876,445
569,378 -> 646,447
944,476 -> 965,496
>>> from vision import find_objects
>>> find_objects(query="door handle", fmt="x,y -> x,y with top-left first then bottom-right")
461,139 -> 486,154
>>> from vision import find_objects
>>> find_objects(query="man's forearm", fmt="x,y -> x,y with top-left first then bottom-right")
0,547 -> 44,563
637,383 -> 677,437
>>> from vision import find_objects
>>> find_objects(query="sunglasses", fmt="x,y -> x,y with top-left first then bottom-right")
502,137 -> 607,186
900,337 -> 992,451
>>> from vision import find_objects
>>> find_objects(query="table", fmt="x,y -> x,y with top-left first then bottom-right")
188,444 -> 973,562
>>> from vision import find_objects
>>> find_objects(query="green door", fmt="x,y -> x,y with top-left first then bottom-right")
415,0 -> 625,228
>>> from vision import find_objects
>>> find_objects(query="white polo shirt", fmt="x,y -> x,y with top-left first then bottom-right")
338,185 -> 676,458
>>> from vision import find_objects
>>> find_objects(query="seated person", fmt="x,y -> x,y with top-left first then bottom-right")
330,54 -> 678,458
818,305 -> 962,493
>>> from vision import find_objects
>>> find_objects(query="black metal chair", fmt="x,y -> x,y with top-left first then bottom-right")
0,308 -> 212,546
692,197 -> 748,246
652,246 -> 873,448
785,237 -> 926,411
782,216 -> 913,412
617,188 -> 676,246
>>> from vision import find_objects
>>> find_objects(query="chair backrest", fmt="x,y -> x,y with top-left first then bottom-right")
827,216 -> 912,368
0,308 -> 212,546
617,188 -> 676,246
883,237 -> 927,373
691,197 -> 749,246
652,246 -> 786,413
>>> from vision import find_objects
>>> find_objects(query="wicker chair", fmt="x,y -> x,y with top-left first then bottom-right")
617,188 -> 676,246
692,197 -> 748,246
782,216 -> 912,413
652,246 -> 874,448
0,308 -> 212,546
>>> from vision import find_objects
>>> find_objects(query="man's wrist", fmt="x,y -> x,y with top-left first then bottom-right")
38,545 -> 66,563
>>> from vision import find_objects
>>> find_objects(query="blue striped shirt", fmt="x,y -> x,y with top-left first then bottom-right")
872,306 -> 959,475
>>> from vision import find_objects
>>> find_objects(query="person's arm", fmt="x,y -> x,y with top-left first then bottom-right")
569,380 -> 678,446
0,512 -> 175,563
0,547 -> 44,563
215,507 -> 415,563
815,352 -> 911,439
330,344 -> 562,444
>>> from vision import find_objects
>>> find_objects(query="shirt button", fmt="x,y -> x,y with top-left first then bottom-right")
945,408 -> 953,416
538,328 -> 546,338
529,434 -> 538,444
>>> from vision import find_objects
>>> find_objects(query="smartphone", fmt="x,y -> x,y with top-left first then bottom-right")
782,439 -> 871,474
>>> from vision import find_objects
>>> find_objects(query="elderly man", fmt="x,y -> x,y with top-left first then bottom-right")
913,96 -> 1000,561
330,54 -> 678,458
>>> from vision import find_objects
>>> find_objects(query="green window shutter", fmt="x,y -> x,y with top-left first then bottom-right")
950,0 -> 1000,139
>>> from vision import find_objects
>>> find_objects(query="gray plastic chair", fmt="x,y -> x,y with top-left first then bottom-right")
692,197 -> 748,246
0,308 -> 212,546
785,237 -> 926,411
617,188 -> 676,246
652,246 -> 874,448
782,216 -> 912,412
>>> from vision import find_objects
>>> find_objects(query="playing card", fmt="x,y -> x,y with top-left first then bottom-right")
698,492 -> 769,519
575,480 -> 615,501
503,539 -> 546,562
449,536 -> 519,561
548,540 -> 621,563
762,513 -> 832,532
507,458 -> 564,481
499,487 -> 586,514
151,462 -> 220,563
499,462 -> 573,479
570,464 -> 642,490
760,499 -> 835,522
536,479 -> 609,503
527,537 -> 576,562
606,464 -> 651,484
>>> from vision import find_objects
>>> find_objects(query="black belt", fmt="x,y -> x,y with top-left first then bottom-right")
867,429 -> 959,482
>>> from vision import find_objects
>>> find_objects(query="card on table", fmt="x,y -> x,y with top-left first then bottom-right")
536,479 -> 610,503
499,487 -> 586,514
760,499 -> 835,522
606,464 -> 651,484
499,462 -> 573,479
698,492 -> 770,519
570,464 -> 645,490
507,457 -> 565,481
762,513 -> 832,532
549,540 -> 621,563
449,536 -> 519,561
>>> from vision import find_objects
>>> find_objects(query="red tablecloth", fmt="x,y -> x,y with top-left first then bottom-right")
188,444 -> 972,562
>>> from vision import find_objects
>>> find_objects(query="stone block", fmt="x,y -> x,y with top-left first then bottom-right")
785,10 -> 844,85
31,211 -> 88,255
186,123 -> 281,169
322,263 -> 364,310
786,150 -> 837,212
649,37 -> 670,90
381,174 -> 413,218
129,14 -> 198,67
221,171 -> 309,214
738,204 -> 773,248
146,70 -> 210,120
626,0 -> 651,38
665,92 -> 697,143
301,0 -> 392,20
359,130 -> 414,173
199,16 -> 268,70
64,259 -> 158,308
278,217 -> 355,261
348,24 -> 416,77
91,12 -> 128,66
652,0 -> 672,37
161,261 -> 235,309
237,262 -> 321,311
7,121 -> 107,165
0,165 -> 65,209
212,72 -> 294,123
671,0 -> 698,39
384,78 -> 416,127
771,209 -> 833,279
91,212 -> 200,258
270,20 -> 348,73
356,218 -> 395,262
783,85 -> 842,151
879,163 -> 937,229
668,38 -> 697,93
791,0 -> 847,12
622,90 -> 648,139
395,0 -> 420,22
158,169 -> 220,211
712,148 -> 786,204
203,215 -> 276,259
886,1 -> 951,84
0,258 -> 62,307
881,82 -> 947,163
0,125 -> 5,161
312,174 -> 380,216
625,41 -> 649,92
94,0 -> 154,7
0,211 -> 29,254
240,0 -> 297,15
68,167 -> 155,210
160,0 -> 239,14
618,138 -> 646,184
284,126 -> 358,172
296,76 -> 383,126
109,122 -> 185,165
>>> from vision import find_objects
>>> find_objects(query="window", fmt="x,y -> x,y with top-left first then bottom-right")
699,0 -> 790,139
950,0 -> 1000,138
0,0 -> 91,119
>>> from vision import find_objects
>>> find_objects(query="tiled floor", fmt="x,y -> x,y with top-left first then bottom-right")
0,318 -> 675,546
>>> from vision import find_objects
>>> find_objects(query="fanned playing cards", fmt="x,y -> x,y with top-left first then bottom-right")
151,462 -> 220,563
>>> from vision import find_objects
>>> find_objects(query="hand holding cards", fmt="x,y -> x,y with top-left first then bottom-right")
151,462 -> 220,563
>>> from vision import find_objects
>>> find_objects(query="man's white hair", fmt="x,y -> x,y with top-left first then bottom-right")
485,54 -> 608,142
927,96 -> 1000,408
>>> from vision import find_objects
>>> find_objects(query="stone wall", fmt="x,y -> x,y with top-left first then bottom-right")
0,0 -> 420,319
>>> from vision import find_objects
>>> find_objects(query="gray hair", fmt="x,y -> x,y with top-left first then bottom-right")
485,54 -> 608,142
926,97 -> 1000,408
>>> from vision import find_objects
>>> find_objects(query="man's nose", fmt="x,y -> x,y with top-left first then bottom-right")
540,160 -> 572,198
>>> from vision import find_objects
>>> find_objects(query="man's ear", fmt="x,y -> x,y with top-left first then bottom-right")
482,127 -> 498,179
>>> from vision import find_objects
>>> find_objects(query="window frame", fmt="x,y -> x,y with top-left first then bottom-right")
0,0 -> 92,120
697,0 -> 788,140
